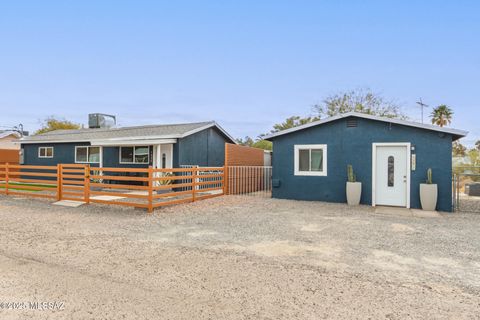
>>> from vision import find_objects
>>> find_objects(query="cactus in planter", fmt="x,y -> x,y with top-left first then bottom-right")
426,168 -> 433,184
347,164 -> 356,183
346,164 -> 361,205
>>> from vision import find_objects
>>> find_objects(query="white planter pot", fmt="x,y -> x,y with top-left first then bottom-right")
420,184 -> 438,211
346,182 -> 362,206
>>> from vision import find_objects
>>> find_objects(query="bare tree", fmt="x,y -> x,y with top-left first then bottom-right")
312,88 -> 405,119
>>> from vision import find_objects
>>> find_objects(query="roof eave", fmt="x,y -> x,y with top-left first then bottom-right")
263,112 -> 468,140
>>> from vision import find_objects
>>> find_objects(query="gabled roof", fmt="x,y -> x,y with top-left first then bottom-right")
0,130 -> 21,139
20,121 -> 236,144
263,112 -> 468,141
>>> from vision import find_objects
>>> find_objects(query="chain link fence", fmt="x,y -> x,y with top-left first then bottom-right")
453,166 -> 480,213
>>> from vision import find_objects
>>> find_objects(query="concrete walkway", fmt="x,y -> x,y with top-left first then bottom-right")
375,206 -> 441,218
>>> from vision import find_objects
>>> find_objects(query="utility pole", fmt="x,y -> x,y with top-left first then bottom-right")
416,98 -> 429,124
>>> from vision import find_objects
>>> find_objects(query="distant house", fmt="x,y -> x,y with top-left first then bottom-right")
264,112 -> 468,212
0,130 -> 22,150
20,118 -> 236,169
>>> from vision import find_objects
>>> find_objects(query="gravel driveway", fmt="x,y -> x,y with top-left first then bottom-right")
0,195 -> 479,319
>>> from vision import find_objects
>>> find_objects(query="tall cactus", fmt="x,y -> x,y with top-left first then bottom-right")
347,165 -> 356,183
426,168 -> 433,184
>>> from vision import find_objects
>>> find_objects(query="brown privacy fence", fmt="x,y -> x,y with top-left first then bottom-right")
0,163 -> 225,213
0,149 -> 19,179
225,143 -> 265,166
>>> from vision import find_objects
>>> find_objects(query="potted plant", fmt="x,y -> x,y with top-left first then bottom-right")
420,168 -> 437,211
346,165 -> 362,206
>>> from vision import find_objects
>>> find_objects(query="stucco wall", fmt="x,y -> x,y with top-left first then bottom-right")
174,127 -> 228,167
0,135 -> 20,150
22,127 -> 230,169
22,142 -> 91,166
271,116 -> 453,212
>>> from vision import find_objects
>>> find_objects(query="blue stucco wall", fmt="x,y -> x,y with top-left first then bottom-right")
21,143 -> 152,168
22,127 -> 229,169
22,142 -> 93,166
102,146 -> 152,168
173,127 -> 227,167
271,116 -> 453,212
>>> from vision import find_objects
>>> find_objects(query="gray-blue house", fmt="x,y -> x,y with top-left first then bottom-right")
20,120 -> 235,170
264,112 -> 467,212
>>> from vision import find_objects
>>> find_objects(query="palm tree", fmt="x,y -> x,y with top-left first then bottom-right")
431,105 -> 453,127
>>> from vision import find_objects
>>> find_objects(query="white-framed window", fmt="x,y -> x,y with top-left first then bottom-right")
294,144 -> 327,176
75,146 -> 101,163
119,146 -> 149,164
38,146 -> 54,158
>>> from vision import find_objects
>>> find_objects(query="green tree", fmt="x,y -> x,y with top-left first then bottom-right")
430,105 -> 453,127
468,149 -> 480,166
235,136 -> 255,147
475,140 -> 480,152
312,88 -> 405,119
35,116 -> 80,135
452,141 -> 467,157
236,136 -> 272,151
252,139 -> 272,151
270,116 -> 319,133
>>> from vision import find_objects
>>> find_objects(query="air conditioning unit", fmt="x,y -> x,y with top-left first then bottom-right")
88,113 -> 116,129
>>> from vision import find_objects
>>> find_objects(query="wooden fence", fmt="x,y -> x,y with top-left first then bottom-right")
0,163 -> 225,213
225,166 -> 272,197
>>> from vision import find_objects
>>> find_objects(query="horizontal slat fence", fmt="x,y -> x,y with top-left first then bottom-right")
0,163 -> 225,213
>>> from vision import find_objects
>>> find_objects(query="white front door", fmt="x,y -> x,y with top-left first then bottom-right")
375,145 -> 408,207
153,144 -> 173,169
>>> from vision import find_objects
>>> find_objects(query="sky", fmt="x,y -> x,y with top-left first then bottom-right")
0,1 -> 478,146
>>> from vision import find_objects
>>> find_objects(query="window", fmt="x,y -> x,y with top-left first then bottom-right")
388,156 -> 394,187
38,147 -> 54,158
294,144 -> 327,176
119,146 -> 150,164
75,146 -> 101,163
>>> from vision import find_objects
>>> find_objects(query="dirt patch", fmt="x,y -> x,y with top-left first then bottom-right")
0,195 -> 479,319
391,223 -> 415,232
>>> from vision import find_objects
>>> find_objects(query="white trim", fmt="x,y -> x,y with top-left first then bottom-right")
0,131 -> 21,139
180,122 -> 237,144
75,146 -> 101,164
19,122 -> 238,145
38,146 -> 54,158
263,112 -> 468,140
90,138 -> 177,146
294,144 -> 327,176
372,142 -> 411,208
20,139 -> 91,144
119,146 -> 150,164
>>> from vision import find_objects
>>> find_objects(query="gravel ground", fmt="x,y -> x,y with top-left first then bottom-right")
0,195 -> 479,319
458,194 -> 480,213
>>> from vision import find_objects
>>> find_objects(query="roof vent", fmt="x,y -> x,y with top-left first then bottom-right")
88,113 -> 116,129
346,118 -> 358,128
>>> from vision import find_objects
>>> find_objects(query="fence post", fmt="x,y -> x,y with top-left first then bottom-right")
147,166 -> 153,214
224,143 -> 229,195
223,166 -> 228,195
192,167 -> 197,202
84,165 -> 90,204
56,164 -> 62,200
5,162 -> 9,195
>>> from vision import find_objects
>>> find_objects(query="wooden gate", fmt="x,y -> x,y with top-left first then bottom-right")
58,164 -> 89,202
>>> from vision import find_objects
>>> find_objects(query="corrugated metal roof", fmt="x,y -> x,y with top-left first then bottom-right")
20,121 -> 227,143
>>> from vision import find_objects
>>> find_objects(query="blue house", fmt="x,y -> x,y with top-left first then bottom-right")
264,112 -> 467,212
20,120 -> 235,170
